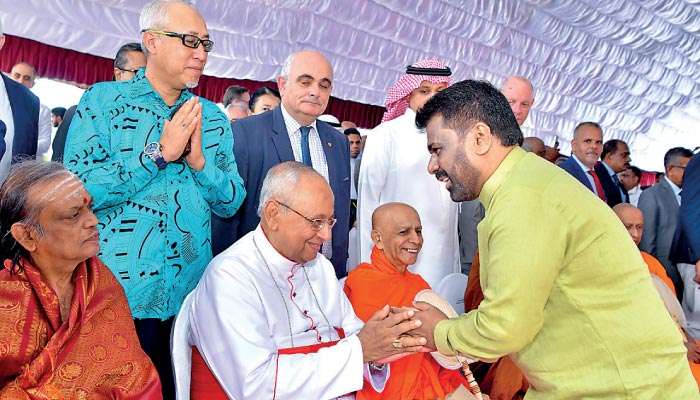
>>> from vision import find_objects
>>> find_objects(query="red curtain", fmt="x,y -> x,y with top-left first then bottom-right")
0,35 -> 385,128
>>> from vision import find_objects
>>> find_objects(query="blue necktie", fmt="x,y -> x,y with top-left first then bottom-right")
300,126 -> 312,167
0,119 -> 6,161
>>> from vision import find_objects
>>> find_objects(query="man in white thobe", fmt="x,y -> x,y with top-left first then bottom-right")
358,59 -> 457,288
188,161 -> 427,399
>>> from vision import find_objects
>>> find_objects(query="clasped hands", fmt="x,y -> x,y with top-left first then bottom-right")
357,302 -> 449,364
160,96 -> 205,171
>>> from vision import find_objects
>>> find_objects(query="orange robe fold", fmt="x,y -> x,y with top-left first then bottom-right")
344,247 -> 466,399
463,252 -> 529,400
641,251 -> 700,389
0,257 -> 162,399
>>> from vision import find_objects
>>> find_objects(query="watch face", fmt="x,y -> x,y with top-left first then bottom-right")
145,142 -> 160,155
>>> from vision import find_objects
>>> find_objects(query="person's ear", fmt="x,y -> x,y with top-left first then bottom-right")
470,122 -> 494,156
10,222 -> 39,253
370,229 -> 384,249
263,201 -> 282,231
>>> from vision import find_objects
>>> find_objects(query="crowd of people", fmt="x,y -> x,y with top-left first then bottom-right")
1,0 -> 699,399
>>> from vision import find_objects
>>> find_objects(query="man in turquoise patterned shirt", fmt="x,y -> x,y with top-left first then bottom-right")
63,1 -> 245,396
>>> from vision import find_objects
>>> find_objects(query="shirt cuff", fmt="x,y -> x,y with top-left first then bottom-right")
363,363 -> 390,393
192,158 -> 221,189
434,318 -> 458,357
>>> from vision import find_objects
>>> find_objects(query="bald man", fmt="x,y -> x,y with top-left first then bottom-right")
212,50 -> 352,278
613,203 -> 700,388
522,137 -> 546,158
345,202 -> 467,399
559,121 -> 607,200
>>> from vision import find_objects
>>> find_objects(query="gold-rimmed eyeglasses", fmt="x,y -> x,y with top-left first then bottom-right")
275,201 -> 336,231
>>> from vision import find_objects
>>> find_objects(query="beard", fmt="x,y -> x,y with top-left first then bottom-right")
436,150 -> 481,202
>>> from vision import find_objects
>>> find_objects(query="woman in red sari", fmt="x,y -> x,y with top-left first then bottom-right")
345,202 -> 467,399
0,161 -> 161,399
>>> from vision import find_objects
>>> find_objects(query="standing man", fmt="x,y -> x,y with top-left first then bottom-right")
212,50 -> 350,277
63,1 -> 245,396
358,58 -> 456,288
0,20 -> 40,182
9,62 -> 53,157
639,147 -> 694,296
346,127 -> 362,228
53,42 -> 146,162
410,80 -> 696,398
595,139 -> 631,207
559,122 -> 606,200
618,165 -> 643,206
671,153 -> 700,339
501,75 -> 534,127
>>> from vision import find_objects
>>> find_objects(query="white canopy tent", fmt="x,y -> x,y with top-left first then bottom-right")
1,0 -> 698,170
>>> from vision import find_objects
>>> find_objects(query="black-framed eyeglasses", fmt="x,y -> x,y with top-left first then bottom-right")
142,29 -> 214,52
276,201 -> 336,231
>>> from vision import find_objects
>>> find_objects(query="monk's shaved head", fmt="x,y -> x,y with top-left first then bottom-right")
371,202 -> 419,230
613,203 -> 644,246
371,203 -> 423,271
522,137 -> 546,158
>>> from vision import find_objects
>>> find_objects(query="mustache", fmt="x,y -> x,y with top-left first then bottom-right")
435,170 -> 449,181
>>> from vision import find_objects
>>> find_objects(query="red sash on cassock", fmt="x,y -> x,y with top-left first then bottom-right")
190,328 -> 346,399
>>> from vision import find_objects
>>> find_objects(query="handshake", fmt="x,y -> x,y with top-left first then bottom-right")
356,290 -> 452,364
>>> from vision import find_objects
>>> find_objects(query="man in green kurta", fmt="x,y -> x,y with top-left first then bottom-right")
409,79 -> 698,398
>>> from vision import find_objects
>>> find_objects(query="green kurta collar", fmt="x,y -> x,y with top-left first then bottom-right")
478,146 -> 525,209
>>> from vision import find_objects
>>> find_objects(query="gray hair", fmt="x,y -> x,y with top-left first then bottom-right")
501,75 -> 536,101
0,161 -> 72,272
279,53 -> 296,79
257,161 -> 324,217
139,0 -> 195,56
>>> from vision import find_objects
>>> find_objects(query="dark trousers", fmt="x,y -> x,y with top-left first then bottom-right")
135,317 -> 175,399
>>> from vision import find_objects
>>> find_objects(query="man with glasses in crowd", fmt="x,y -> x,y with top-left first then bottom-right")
63,1 -> 245,396
52,42 -> 146,162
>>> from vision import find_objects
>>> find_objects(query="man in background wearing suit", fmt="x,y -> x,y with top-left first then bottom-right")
671,152 -> 700,337
639,147 -> 694,296
559,122 -> 606,201
595,139 -> 631,207
212,50 -> 351,278
0,22 -> 40,182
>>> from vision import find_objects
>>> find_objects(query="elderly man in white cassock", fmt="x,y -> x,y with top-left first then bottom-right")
187,161 -> 427,399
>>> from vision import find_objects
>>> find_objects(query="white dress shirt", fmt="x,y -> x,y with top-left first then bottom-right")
358,108 -> 460,288
0,76 -> 16,182
571,154 -> 601,196
665,176 -> 682,205
189,226 -> 388,399
37,102 -> 52,156
280,104 -> 332,258
627,184 -> 642,207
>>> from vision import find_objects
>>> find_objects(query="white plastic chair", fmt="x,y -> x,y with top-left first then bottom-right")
434,273 -> 468,314
171,291 -> 196,400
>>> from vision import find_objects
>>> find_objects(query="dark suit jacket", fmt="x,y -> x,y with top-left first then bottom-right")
211,107 -> 351,277
594,161 -> 627,207
51,104 -> 77,162
559,155 -> 594,192
2,73 -> 39,162
671,153 -> 700,265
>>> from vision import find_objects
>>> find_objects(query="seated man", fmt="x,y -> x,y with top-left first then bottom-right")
613,203 -> 700,388
0,161 -> 161,398
344,202 -> 467,399
187,162 -> 426,399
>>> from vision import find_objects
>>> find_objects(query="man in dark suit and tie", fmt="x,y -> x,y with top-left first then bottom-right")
558,122 -> 606,200
0,26 -> 40,182
639,147 -> 694,295
212,50 -> 351,277
595,139 -> 631,207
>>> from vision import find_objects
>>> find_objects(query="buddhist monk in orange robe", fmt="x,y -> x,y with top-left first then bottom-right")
614,203 -> 700,388
345,202 -> 467,399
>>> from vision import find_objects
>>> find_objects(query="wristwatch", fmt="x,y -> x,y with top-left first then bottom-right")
144,142 -> 168,170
